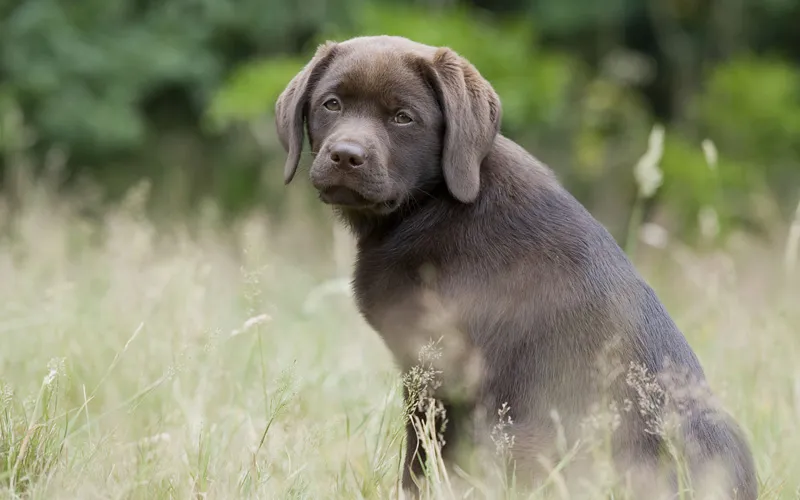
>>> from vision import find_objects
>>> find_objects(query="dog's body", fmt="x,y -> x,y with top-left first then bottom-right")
275,36 -> 757,499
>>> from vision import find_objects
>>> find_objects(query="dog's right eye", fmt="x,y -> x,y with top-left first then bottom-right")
323,98 -> 341,111
393,111 -> 413,125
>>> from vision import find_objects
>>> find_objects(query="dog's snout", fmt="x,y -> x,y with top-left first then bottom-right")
329,142 -> 366,168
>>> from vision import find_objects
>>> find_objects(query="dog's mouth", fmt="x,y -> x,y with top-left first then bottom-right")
318,186 -> 399,213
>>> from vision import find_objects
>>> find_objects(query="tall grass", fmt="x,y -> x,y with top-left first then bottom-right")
0,169 -> 798,498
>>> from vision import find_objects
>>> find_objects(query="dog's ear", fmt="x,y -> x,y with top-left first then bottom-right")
425,48 -> 501,203
275,41 -> 338,184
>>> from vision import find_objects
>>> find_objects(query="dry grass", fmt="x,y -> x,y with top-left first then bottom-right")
0,176 -> 798,499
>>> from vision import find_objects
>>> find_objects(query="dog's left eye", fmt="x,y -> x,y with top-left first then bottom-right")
393,111 -> 413,125
323,98 -> 341,111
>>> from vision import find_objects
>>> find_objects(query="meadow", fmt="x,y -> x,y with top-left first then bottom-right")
0,170 -> 798,499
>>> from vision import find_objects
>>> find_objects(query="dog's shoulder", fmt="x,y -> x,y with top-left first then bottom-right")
474,136 -> 625,266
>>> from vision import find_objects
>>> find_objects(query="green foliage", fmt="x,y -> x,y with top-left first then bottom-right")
697,56 -> 800,213
529,0 -> 634,34
699,56 -> 800,160
0,0 -> 358,158
209,57 -> 308,130
657,134 -> 755,239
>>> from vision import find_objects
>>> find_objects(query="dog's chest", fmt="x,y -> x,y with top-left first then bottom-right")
350,250 -> 465,364
351,256 -> 422,328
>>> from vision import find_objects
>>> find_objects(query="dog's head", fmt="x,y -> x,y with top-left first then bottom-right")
275,35 -> 502,214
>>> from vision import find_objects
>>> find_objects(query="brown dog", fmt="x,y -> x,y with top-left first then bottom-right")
275,35 -> 757,499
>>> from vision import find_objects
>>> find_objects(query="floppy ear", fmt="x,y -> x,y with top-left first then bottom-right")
427,48 -> 502,203
275,41 -> 338,184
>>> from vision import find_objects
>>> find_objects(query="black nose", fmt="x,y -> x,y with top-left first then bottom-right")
329,142 -> 366,168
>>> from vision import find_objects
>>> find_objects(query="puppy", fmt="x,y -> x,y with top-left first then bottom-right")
275,35 -> 758,499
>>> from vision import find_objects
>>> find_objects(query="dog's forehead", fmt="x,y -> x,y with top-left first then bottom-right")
316,37 -> 437,100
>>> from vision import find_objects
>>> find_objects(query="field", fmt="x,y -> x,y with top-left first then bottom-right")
0,179 -> 798,500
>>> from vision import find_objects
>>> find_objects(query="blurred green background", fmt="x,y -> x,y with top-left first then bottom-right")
1,0 -> 799,246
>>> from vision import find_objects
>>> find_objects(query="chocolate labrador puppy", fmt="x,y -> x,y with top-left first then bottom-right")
275,35 -> 757,499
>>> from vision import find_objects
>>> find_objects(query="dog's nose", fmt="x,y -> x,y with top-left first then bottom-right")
329,142 -> 366,168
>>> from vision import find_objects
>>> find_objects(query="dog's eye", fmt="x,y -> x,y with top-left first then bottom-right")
323,98 -> 341,111
393,111 -> 413,125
